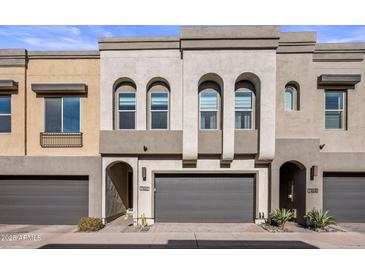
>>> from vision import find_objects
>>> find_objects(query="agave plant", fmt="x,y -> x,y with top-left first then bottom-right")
305,209 -> 336,230
269,208 -> 294,230
122,208 -> 133,220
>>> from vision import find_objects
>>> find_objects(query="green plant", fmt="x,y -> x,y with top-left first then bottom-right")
140,213 -> 148,227
305,209 -> 336,230
122,208 -> 134,220
269,208 -> 294,230
78,217 -> 104,232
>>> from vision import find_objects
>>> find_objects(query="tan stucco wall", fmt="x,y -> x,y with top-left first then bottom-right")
26,59 -> 100,156
276,53 -> 365,152
0,67 -> 26,155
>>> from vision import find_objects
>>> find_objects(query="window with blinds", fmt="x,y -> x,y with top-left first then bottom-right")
325,90 -> 346,129
235,91 -> 253,129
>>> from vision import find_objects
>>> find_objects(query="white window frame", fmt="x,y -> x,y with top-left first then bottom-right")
0,95 -> 11,134
284,85 -> 298,111
44,96 -> 81,133
199,89 -> 220,130
324,90 -> 346,130
116,92 -> 136,130
235,90 -> 254,130
148,90 -> 169,130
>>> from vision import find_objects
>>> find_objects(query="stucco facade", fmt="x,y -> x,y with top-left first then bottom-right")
1,26 -> 365,225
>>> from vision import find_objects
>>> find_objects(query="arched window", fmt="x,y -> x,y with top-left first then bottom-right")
115,81 -> 136,129
199,81 -> 221,130
147,81 -> 170,129
284,84 -> 299,111
235,81 -> 255,129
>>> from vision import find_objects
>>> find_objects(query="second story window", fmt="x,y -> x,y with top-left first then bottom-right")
115,81 -> 136,130
150,92 -> 169,129
45,96 -> 80,133
199,81 -> 221,130
325,90 -> 346,129
147,81 -> 170,130
0,95 -> 11,133
235,81 -> 255,129
284,85 -> 299,111
118,93 -> 136,129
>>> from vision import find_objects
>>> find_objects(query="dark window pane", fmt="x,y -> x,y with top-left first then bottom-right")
151,112 -> 168,129
119,93 -> 136,111
63,97 -> 80,133
325,111 -> 342,129
235,111 -> 252,129
200,111 -> 217,129
0,116 -> 11,133
151,93 -> 168,111
0,95 -> 11,114
325,91 -> 343,110
119,112 -> 135,129
45,97 -> 62,132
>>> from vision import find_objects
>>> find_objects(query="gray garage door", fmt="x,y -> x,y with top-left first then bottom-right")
0,176 -> 88,225
324,173 -> 365,222
155,174 -> 255,223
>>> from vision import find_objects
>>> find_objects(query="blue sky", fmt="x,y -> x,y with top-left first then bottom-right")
0,26 -> 364,50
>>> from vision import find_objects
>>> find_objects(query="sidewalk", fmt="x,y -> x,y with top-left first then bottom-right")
1,222 -> 365,249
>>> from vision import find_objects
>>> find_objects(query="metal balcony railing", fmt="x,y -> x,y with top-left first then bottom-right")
40,132 -> 83,148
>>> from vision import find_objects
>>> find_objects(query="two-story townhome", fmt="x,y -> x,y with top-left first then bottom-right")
0,50 -> 101,224
1,26 -> 364,225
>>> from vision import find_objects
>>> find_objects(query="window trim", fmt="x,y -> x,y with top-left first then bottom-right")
234,90 -> 255,130
44,96 -> 81,133
148,90 -> 170,130
116,91 -> 137,130
199,89 -> 220,130
0,95 -> 11,134
324,90 -> 347,130
284,85 -> 298,112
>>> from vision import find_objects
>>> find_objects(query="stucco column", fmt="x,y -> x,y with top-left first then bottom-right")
182,78 -> 198,162
222,80 -> 235,162
258,73 -> 276,161
136,80 -> 147,130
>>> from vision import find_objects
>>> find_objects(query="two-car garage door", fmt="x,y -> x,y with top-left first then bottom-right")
324,173 -> 365,222
155,174 -> 255,223
0,176 -> 88,225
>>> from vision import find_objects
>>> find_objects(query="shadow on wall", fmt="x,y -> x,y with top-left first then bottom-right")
39,240 -> 317,249
106,161 -> 133,220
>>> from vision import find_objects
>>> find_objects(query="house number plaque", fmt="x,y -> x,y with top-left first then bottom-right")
139,186 -> 150,191
307,188 -> 319,193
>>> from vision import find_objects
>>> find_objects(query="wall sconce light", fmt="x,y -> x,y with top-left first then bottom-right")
142,167 -> 147,181
310,165 -> 318,180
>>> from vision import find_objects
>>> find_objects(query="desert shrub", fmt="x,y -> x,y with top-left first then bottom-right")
269,208 -> 294,230
78,217 -> 104,232
305,209 -> 336,230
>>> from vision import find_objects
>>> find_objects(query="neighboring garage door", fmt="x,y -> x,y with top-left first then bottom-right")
0,176 -> 88,225
324,173 -> 365,222
155,174 -> 255,223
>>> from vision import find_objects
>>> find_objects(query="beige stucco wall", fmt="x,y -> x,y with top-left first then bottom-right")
26,59 -> 100,156
182,50 -> 276,162
276,53 -> 365,152
0,67 -> 26,155
100,50 -> 183,131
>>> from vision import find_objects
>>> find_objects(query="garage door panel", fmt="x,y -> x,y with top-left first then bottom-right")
0,176 -> 89,225
155,174 -> 254,223
324,173 -> 365,222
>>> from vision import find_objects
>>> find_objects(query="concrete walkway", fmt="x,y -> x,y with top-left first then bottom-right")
1,223 -> 365,249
